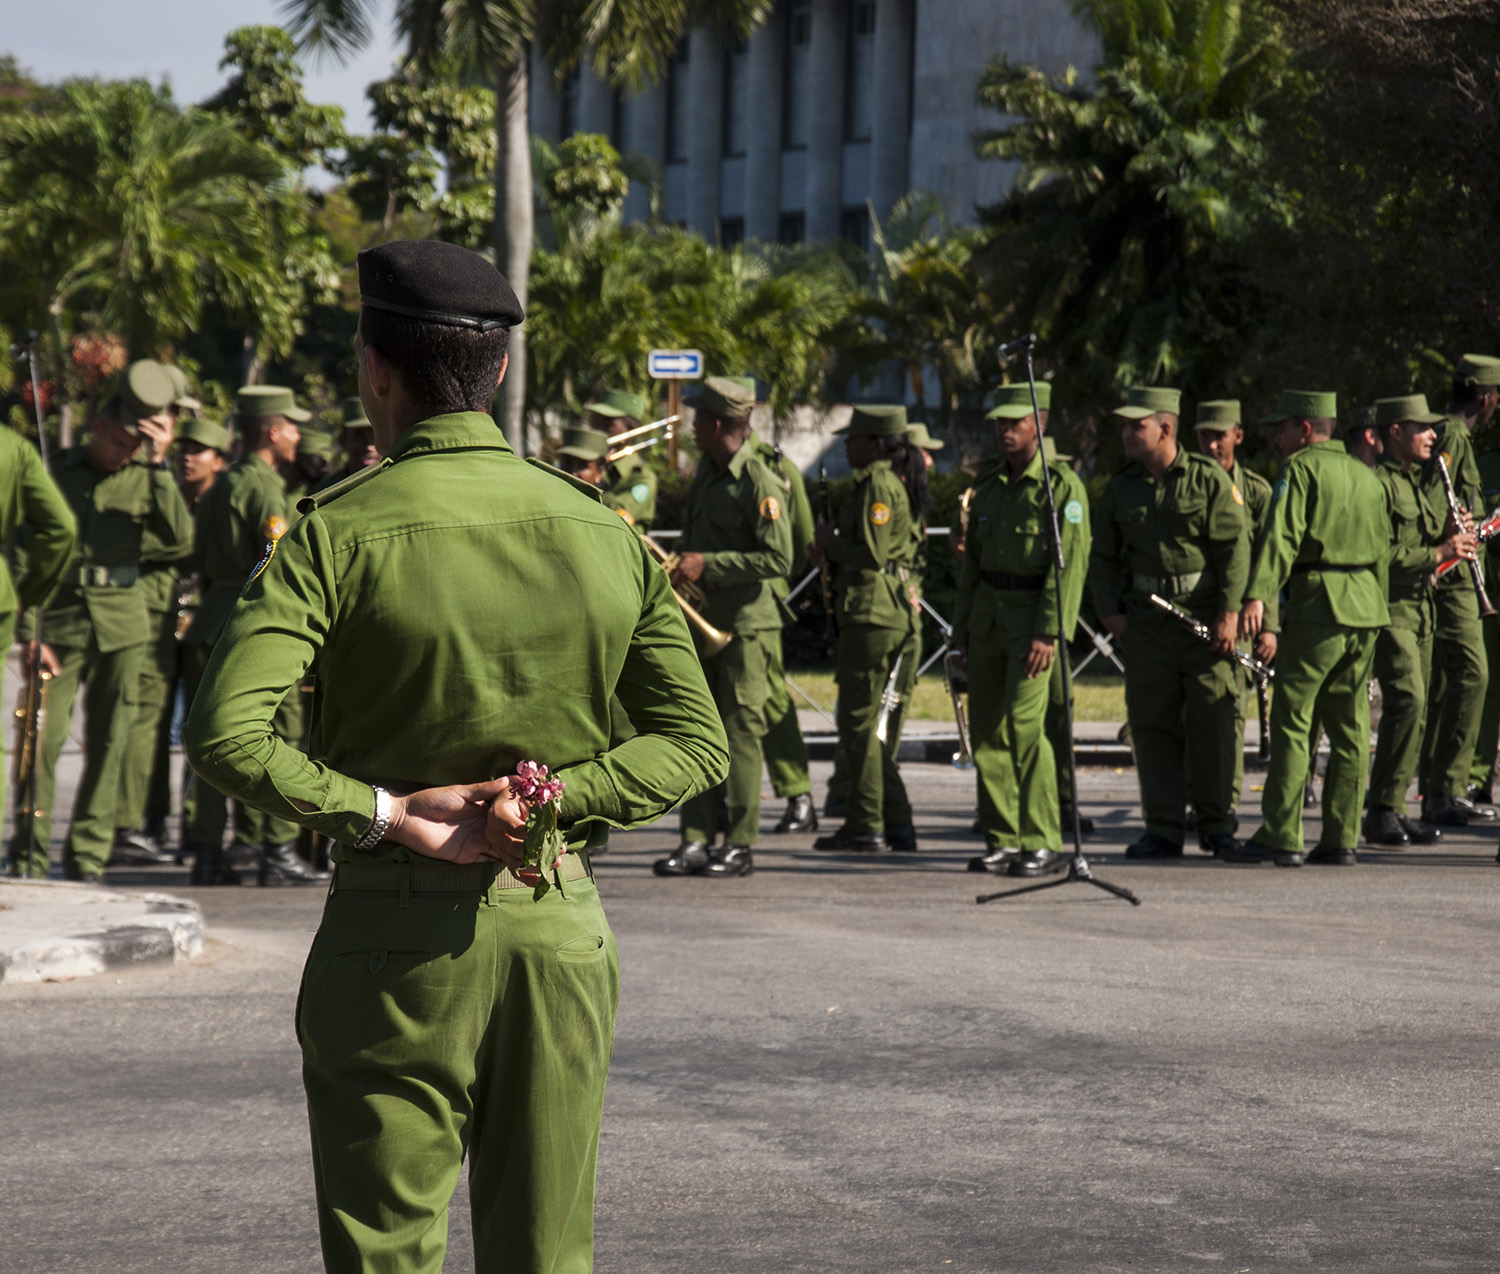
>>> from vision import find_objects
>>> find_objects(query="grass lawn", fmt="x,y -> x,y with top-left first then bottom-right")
784,671 -> 1127,723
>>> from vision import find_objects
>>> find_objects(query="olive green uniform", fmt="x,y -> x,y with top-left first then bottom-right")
1419,418 -> 1487,799
1468,447 -> 1500,793
1228,459 -> 1274,806
9,447 -> 191,878
185,411 -> 726,1274
1089,448 -> 1250,844
0,429 -> 77,835
1243,440 -> 1389,852
677,439 -> 795,847
602,452 -> 656,529
826,461 -> 920,836
181,452 -> 298,851
750,431 -> 815,801
953,449 -> 1089,852
1368,458 -> 1444,807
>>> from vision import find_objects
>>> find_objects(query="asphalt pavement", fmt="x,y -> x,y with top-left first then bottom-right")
4,756 -> 1500,1273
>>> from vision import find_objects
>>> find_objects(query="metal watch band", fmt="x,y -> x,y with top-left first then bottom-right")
354,786 -> 393,851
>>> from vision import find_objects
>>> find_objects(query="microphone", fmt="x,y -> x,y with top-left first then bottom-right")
995,333 -> 1037,361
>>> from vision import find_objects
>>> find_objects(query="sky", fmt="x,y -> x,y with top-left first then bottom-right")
5,0 -> 402,132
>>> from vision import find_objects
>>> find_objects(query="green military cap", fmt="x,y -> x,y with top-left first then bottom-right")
358,238 -> 523,331
1454,353 -> 1500,387
1113,385 -> 1181,419
906,421 -> 945,450
1374,393 -> 1444,427
176,416 -> 229,452
834,404 -> 909,436
555,426 -> 610,461
1194,400 -> 1241,431
725,375 -> 759,399
1342,404 -> 1377,434
586,388 -> 650,421
987,382 -> 1051,419
236,385 -> 311,423
298,430 -> 336,459
108,360 -> 177,434
1260,389 -> 1337,424
340,396 -> 371,428
160,362 -> 201,412
687,377 -> 755,421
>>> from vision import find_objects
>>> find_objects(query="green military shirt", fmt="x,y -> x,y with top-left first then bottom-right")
1478,447 -> 1500,590
184,452 -> 291,647
679,440 -> 795,633
0,429 -> 76,619
1089,446 -> 1249,620
1427,416 -> 1484,596
133,455 -> 196,622
1246,439 -> 1390,629
952,447 -> 1090,648
826,460 -> 919,631
1374,458 -> 1444,601
38,447 -> 192,653
1232,460 -> 1273,542
748,430 -> 814,593
184,411 -> 727,862
603,453 -> 657,529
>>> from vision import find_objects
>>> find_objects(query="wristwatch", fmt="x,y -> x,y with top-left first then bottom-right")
354,786 -> 393,850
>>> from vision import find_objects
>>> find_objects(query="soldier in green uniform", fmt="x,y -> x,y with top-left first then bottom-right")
587,388 -> 658,528
954,383 -> 1090,878
812,406 -> 923,854
181,385 -> 326,887
1235,390 -> 1390,866
286,428 -> 334,505
185,239 -> 725,1274
1418,354 -> 1500,825
1090,386 -> 1249,859
312,398 -> 380,494
653,378 -> 794,877
0,422 -> 77,840
552,425 -> 611,485
1465,359 -> 1500,801
8,364 -> 192,880
1364,395 -> 1469,847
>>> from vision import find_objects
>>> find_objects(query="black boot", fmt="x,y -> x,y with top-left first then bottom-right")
1362,806 -> 1410,847
653,842 -> 709,876
885,823 -> 918,852
813,826 -> 888,853
107,829 -> 175,866
772,794 -> 818,834
259,841 -> 331,887
823,794 -> 847,819
189,842 -> 240,886
1395,814 -> 1441,846
703,845 -> 754,877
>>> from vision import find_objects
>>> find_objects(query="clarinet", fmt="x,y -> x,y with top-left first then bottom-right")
1435,455 -> 1497,618
1149,595 -> 1275,757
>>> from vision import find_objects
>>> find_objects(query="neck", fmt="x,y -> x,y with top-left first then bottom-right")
251,444 -> 280,472
1006,442 -> 1038,476
1142,438 -> 1177,478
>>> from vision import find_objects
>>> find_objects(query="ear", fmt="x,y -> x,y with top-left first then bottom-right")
364,341 -> 395,399
495,351 -> 509,387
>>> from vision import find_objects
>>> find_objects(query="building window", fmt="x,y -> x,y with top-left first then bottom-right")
722,35 -> 751,157
666,40 -> 691,162
558,66 -> 580,139
720,217 -> 745,247
778,212 -> 805,245
845,0 -> 876,142
840,206 -> 870,250
782,0 -> 812,150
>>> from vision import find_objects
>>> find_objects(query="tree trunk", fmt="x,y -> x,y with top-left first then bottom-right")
494,53 -> 533,456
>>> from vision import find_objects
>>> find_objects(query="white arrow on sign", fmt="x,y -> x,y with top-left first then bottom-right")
647,349 -> 703,379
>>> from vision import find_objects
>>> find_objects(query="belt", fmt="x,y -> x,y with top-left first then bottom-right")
77,564 -> 140,588
982,570 -> 1046,590
1289,562 -> 1374,576
1133,569 -> 1213,596
881,561 -> 912,582
334,855 -> 592,894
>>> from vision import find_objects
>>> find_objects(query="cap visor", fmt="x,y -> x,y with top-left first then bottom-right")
585,402 -> 626,417
986,405 -> 1036,420
284,406 -> 312,422
1113,406 -> 1153,420
919,439 -> 946,450
1193,423 -> 1236,433
1258,411 -> 1291,426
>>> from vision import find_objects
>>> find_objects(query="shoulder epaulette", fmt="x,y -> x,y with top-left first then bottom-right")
527,456 -> 605,503
298,459 -> 386,512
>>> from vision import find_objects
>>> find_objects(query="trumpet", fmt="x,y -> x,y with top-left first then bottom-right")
605,415 -> 678,463
875,653 -> 904,744
11,659 -> 52,818
944,651 -> 974,769
641,534 -> 733,656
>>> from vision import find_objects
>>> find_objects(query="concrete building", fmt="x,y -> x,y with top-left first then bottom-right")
530,0 -> 1095,245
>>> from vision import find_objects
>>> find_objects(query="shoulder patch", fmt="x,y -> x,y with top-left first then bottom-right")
759,495 -> 782,521
243,537 -> 277,595
869,501 -> 892,527
631,481 -> 651,504
1272,479 -> 1288,501
262,514 -> 289,541
1063,498 -> 1084,525
615,506 -> 636,526
1441,451 -> 1452,470
1231,483 -> 1244,506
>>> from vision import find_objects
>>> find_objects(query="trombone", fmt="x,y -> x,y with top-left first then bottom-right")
943,651 -> 974,769
641,533 -> 733,656
606,415 -> 678,463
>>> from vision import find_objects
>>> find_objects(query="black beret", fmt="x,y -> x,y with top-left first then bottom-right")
357,239 -> 524,332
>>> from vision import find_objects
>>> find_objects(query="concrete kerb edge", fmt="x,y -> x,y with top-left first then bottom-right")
0,886 -> 205,986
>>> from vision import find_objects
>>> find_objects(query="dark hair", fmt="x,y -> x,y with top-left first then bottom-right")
1307,416 -> 1336,437
875,435 -> 934,521
1452,376 -> 1494,409
360,306 -> 510,416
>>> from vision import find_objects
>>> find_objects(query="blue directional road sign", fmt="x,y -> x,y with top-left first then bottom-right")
647,349 -> 703,379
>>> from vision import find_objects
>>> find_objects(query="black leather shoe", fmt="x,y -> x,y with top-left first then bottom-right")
1363,806 -> 1410,847
1303,785 -> 1318,808
1200,833 -> 1237,858
772,794 -> 817,834
259,842 -> 331,887
1422,795 -> 1470,827
653,842 -> 709,876
188,843 -> 240,886
107,830 -> 175,866
1059,802 -> 1095,834
1007,849 -> 1068,878
885,823 -> 918,852
1219,838 -> 1304,867
703,845 -> 754,877
1125,834 -> 1183,859
1453,795 -> 1496,820
823,795 -> 847,819
814,827 -> 888,853
1306,844 -> 1356,865
1395,815 -> 1440,846
1467,783 -> 1494,806
967,847 -> 1018,873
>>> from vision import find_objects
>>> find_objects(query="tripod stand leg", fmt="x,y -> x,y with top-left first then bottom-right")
1081,875 -> 1142,906
975,874 -> 1073,904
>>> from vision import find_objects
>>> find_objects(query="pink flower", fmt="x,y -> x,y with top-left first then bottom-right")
509,761 -> 565,808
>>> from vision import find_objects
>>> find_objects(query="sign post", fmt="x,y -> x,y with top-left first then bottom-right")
648,349 -> 703,473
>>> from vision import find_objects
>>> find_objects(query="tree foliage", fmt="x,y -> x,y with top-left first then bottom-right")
201,26 -> 347,168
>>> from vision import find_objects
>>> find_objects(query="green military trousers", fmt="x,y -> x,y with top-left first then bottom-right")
1369,594 -> 1434,809
1469,599 -> 1500,794
299,870 -> 619,1274
1046,656 -> 1074,808
7,636 -> 143,879
834,622 -> 917,835
116,605 -> 179,836
969,602 -> 1059,852
1247,621 -> 1376,853
1121,610 -> 1239,843
0,609 -> 13,833
1420,585 -> 1488,799
760,630 -> 812,800
680,629 -> 775,847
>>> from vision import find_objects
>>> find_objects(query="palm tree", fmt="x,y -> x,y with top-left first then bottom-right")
282,0 -> 771,455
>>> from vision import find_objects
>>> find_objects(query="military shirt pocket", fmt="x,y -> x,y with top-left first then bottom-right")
709,500 -> 744,529
1119,504 -> 1149,526
1165,495 -> 1206,536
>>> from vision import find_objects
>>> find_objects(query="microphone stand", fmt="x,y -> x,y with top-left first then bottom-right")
977,336 -> 1140,906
